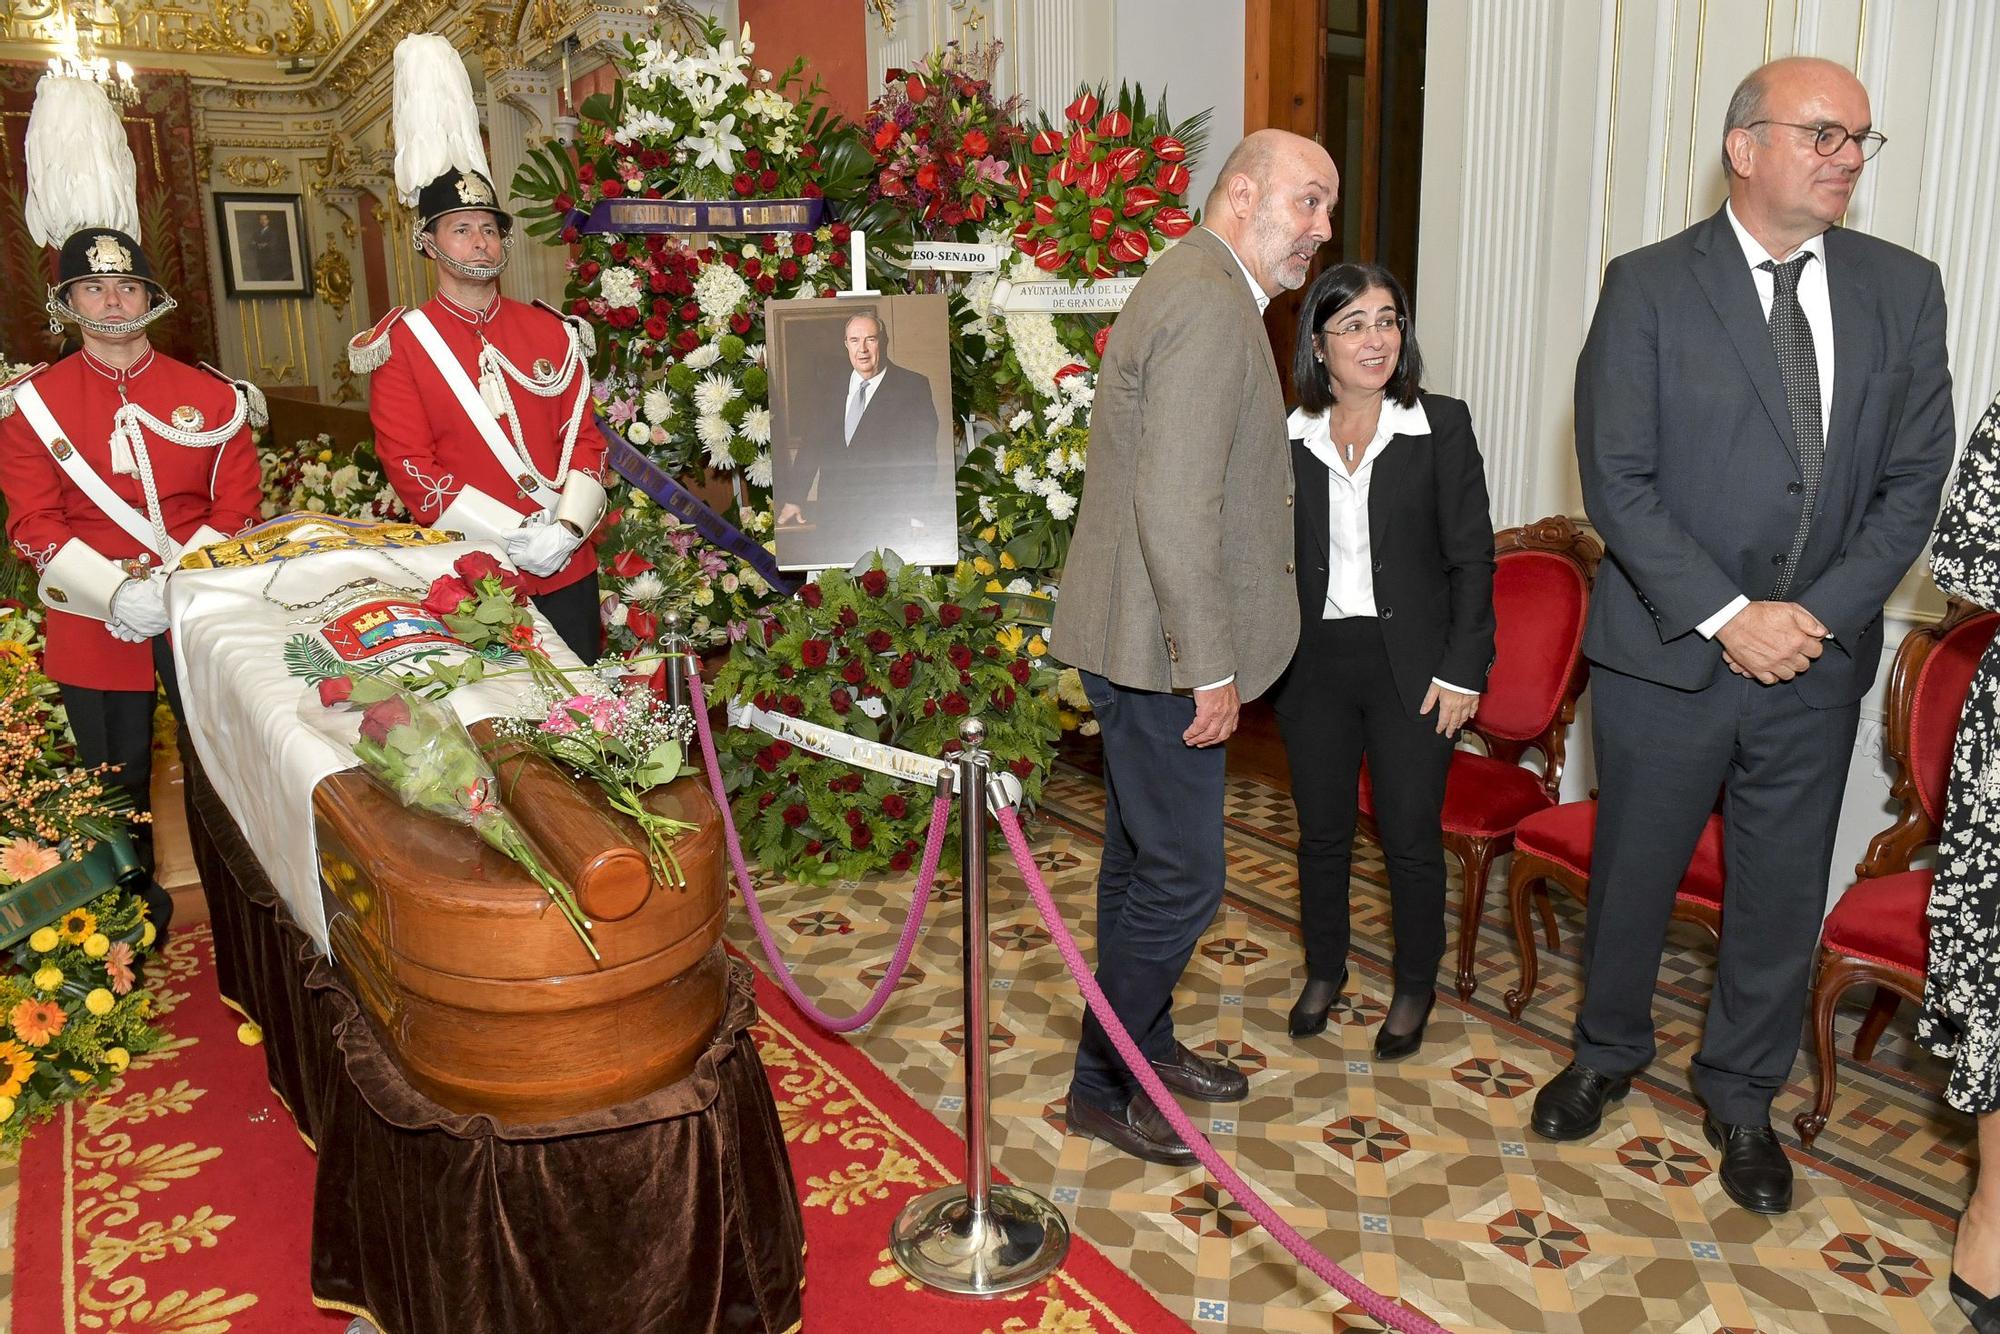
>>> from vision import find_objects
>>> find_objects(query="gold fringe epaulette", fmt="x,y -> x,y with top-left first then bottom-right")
198,362 -> 270,430
347,306 -> 407,375
0,362 -> 48,421
533,298 -> 596,359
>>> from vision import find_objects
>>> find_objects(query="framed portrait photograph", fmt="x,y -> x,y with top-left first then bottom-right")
767,294 -> 958,571
213,192 -> 311,298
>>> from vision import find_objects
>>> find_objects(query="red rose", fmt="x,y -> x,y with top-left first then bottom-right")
948,644 -> 973,670
757,791 -> 775,810
941,740 -> 962,756
941,692 -> 970,716
804,839 -> 822,854
962,129 -> 990,157
882,793 -> 908,818
732,173 -> 753,197
752,747 -> 778,773
755,274 -> 777,295
1153,206 -> 1194,238
778,258 -> 800,281
1156,163 -> 1191,196
679,301 -> 700,323
763,619 -> 780,645
627,608 -> 658,641
830,689 -> 852,714
644,316 -> 668,341
772,740 -> 794,761
578,260 -> 602,282
676,329 -> 700,353
874,122 -> 901,151
602,179 -> 625,199
780,695 -> 804,716
730,311 -> 753,335
1152,135 -> 1188,163
553,192 -> 575,213
889,851 -> 912,872
799,583 -> 824,608
1010,757 -> 1035,779
1065,91 -> 1101,125
421,574 -> 472,619
759,170 -> 779,191
860,569 -> 889,597
782,804 -> 808,827
1107,229 -> 1150,264
852,827 -> 873,850
793,232 -> 816,256
1122,184 -> 1161,217
923,699 -> 938,716
743,258 -> 762,279
888,657 -> 915,688
1096,110 -> 1132,138
990,686 -> 1015,711
904,602 -> 924,627
915,161 -> 941,193
754,691 -> 777,711
800,639 -> 830,667
865,629 -> 894,653
842,657 -> 866,684
1009,658 -> 1032,684
356,695 -> 412,745
1088,205 -> 1113,240
777,665 -> 795,680
839,606 -> 859,628
938,603 -> 964,625
1093,326 -> 1111,358
454,551 -> 507,587
316,676 -> 354,708
1029,128 -> 1063,156
570,298 -> 590,316
577,162 -> 597,184
649,271 -> 670,293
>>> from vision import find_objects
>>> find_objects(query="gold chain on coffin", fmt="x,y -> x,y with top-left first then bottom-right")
61,934 -> 261,1330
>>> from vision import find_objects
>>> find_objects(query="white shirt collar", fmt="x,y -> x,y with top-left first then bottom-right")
1287,397 -> 1429,442
1724,200 -> 1827,271
848,366 -> 886,392
1202,227 -> 1271,314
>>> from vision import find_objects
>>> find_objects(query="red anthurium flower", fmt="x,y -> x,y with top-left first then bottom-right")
1095,110 -> 1132,138
1091,259 -> 1119,279
1054,362 -> 1089,383
1088,206 -> 1114,240
1049,158 -> 1079,188
907,74 -> 928,102
1035,243 -> 1067,273
1012,220 -> 1037,254
1122,184 -> 1160,217
1066,129 -> 1090,165
1093,326 -> 1111,357
962,128 -> 990,157
626,608 -> 658,641
1033,195 -> 1057,226
1010,163 -> 1035,198
1085,160 -> 1114,198
880,171 -> 908,197
1109,146 -> 1149,182
1154,206 -> 1194,238
1107,229 -> 1150,264
1152,135 -> 1188,162
1029,128 -> 1064,156
610,550 -> 654,578
1065,91 -> 1101,125
1157,163 -> 1191,196
966,192 -> 989,220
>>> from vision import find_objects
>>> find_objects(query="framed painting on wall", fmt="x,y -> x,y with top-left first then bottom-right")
213,192 -> 311,298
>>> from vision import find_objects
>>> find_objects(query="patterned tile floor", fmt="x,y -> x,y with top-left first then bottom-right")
723,765 -> 1969,1333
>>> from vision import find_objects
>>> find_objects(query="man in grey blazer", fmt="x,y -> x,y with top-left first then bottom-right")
1052,129 -> 1335,1163
1535,57 -> 1954,1215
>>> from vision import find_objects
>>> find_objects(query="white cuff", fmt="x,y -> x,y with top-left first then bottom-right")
1431,677 -> 1479,696
1696,594 -> 1750,640
437,485 -> 526,544
1195,675 -> 1235,692
37,539 -> 130,622
553,471 -> 607,535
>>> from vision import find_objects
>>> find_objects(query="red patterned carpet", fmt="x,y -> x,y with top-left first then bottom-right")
11,926 -> 1186,1334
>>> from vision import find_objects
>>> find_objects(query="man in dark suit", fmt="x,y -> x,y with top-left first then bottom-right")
776,310 -> 941,561
1052,129 -> 1334,1163
1534,57 -> 1954,1215
240,211 -> 291,284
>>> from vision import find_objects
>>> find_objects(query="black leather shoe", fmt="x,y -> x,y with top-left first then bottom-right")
1529,1062 -> 1632,1141
1703,1118 -> 1793,1214
1288,968 -> 1349,1038
1149,1042 -> 1249,1102
1952,1272 -> 2000,1333
1068,1095 -> 1198,1166
1372,992 -> 1436,1061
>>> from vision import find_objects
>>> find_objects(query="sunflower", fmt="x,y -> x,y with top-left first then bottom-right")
10,998 -> 66,1048
57,907 -> 98,945
0,1039 -> 37,1096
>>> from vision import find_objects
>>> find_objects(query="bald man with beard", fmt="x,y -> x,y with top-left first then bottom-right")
1052,130 -> 1336,1163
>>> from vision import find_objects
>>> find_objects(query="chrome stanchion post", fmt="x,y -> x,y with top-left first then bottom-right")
890,719 -> 1070,1295
657,610 -> 692,711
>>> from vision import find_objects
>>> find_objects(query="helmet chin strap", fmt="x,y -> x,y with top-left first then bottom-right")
47,289 -> 179,337
417,230 -> 512,282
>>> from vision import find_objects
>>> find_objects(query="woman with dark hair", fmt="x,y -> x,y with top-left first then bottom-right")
1275,262 -> 1495,1056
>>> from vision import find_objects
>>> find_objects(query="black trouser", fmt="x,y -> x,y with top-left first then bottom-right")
57,634 -> 179,934
532,571 -> 601,664
1069,670 -> 1228,1114
1575,663 -> 1858,1124
1277,616 -> 1453,996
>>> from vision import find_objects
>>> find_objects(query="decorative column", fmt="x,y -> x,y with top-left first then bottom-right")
486,67 -> 565,310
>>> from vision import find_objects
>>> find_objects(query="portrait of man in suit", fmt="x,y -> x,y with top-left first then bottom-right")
770,300 -> 954,569
237,209 -> 294,285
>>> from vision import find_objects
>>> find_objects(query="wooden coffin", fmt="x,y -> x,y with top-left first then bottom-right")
312,737 -> 728,1125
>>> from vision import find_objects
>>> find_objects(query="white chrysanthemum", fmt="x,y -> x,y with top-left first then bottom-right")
1033,474 -> 1063,500
748,343 -> 767,365
694,371 -> 740,416
742,406 -> 772,445
978,495 -> 997,522
1046,490 -> 1077,521
684,342 -> 722,370
698,414 -> 735,465
643,388 -> 674,424
626,420 -> 651,445
1011,465 -> 1036,491
599,266 -> 642,309
625,571 -> 665,602
1007,409 -> 1033,432
692,262 -> 751,327
746,451 -> 772,487
1006,577 -> 1033,594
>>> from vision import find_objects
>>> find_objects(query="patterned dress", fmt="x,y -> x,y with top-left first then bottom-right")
1920,394 -> 2000,1113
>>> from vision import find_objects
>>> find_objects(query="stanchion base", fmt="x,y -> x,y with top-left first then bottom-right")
889,1184 -> 1071,1296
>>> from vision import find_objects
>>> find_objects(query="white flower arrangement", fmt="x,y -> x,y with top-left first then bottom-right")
599,266 -> 642,309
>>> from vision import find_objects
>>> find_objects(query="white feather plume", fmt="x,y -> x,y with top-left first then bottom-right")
24,75 -> 140,248
393,33 -> 493,206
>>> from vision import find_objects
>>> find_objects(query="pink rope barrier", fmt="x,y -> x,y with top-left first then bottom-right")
688,668 -> 949,1033
993,805 -> 1452,1334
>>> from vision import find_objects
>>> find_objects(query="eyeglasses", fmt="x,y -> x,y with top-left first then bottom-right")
1744,119 -> 1888,162
1320,314 -> 1406,342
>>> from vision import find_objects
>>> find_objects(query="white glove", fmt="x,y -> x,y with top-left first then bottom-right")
503,515 -> 585,578
108,576 -> 169,640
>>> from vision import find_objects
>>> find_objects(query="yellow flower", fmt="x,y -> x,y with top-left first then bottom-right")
972,556 -> 996,576
999,552 -> 1019,570
85,988 -> 114,1017
316,448 -> 333,462
985,578 -> 1005,593
0,1040 -> 34,1097
105,1047 -> 129,1072
83,933 -> 110,959
32,967 -> 61,993
27,928 -> 57,953
140,921 -> 156,948
1025,635 -> 1047,657
0,1095 -> 15,1120
978,525 -> 998,543
237,1021 -> 264,1045
1058,709 -> 1080,730
995,626 -> 1026,654
66,1068 -> 92,1083
58,908 -> 97,945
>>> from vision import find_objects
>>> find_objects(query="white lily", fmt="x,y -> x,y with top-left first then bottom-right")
686,114 -> 746,174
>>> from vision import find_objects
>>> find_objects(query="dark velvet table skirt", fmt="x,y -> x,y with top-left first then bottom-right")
180,738 -> 806,1334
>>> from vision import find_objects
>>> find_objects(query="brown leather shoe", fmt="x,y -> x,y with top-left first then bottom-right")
1149,1042 -> 1249,1102
1068,1095 -> 1198,1166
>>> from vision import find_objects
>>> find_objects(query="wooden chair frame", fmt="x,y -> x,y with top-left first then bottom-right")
1357,514 -> 1602,1001
1793,599 -> 1991,1146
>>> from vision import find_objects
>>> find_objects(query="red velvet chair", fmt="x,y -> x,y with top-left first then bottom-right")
1793,601 -> 1999,1147
1502,802 -> 1725,1020
1357,515 -> 1601,1001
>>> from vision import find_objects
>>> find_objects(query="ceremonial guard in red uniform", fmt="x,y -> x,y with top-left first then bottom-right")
353,33 -> 607,660
0,75 -> 263,889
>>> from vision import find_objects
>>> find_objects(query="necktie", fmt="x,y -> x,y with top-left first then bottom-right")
844,378 -> 869,444
1759,252 -> 1821,599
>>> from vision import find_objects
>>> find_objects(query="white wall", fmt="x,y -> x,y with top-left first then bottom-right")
1110,0 -> 1246,206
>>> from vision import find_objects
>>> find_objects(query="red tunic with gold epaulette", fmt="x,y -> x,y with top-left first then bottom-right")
0,349 -> 262,690
364,292 -> 604,595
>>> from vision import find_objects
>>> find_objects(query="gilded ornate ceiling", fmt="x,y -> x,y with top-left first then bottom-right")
0,0 -> 383,60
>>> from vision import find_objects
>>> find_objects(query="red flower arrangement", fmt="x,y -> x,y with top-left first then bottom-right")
863,44 -> 1030,238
